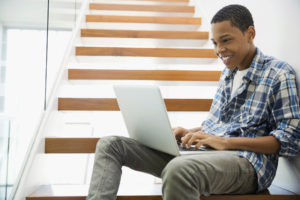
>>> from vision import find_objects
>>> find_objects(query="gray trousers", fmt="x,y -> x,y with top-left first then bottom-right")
87,136 -> 257,200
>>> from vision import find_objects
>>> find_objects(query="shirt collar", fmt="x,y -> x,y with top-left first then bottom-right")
224,48 -> 266,84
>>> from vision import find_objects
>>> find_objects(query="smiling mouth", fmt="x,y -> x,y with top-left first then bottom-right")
219,55 -> 233,65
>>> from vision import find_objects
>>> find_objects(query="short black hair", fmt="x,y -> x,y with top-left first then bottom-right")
211,4 -> 254,32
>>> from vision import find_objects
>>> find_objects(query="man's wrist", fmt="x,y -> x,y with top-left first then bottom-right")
223,137 -> 232,150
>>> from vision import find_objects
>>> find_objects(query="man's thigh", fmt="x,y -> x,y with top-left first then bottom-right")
163,153 -> 257,195
100,136 -> 175,177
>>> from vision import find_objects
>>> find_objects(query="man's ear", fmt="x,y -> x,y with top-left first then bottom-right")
247,26 -> 256,42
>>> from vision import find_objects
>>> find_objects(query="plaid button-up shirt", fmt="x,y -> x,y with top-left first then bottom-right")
201,48 -> 300,191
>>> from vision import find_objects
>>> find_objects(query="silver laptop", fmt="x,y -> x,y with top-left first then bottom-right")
114,85 -> 237,156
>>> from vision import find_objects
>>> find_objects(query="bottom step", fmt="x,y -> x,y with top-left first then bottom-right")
27,184 -> 299,200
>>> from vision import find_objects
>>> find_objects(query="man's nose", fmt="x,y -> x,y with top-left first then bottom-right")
216,45 -> 225,55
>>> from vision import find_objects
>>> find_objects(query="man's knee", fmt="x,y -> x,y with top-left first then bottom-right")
161,157 -> 205,199
95,136 -> 122,153
162,157 -> 194,182
161,156 -> 210,186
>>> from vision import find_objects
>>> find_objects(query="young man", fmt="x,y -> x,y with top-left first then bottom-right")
87,4 -> 300,200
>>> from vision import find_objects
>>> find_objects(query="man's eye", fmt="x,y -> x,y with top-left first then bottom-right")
223,39 -> 231,43
212,41 -> 217,46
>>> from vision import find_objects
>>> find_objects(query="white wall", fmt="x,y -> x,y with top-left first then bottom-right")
0,0 -> 47,29
195,0 -> 300,194
0,0 -> 80,29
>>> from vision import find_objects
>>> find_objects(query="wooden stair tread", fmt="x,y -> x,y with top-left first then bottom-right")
27,184 -> 298,200
45,138 -> 100,153
86,15 -> 201,25
58,98 -> 213,111
81,29 -> 209,39
75,47 -> 217,58
68,69 -> 221,81
89,3 -> 195,13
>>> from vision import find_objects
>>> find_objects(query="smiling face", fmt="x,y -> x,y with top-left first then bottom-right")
211,20 -> 256,70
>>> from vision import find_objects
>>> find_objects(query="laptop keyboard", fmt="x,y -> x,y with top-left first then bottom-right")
177,143 -> 207,151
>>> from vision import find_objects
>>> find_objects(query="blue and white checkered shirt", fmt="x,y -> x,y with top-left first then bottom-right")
201,48 -> 300,192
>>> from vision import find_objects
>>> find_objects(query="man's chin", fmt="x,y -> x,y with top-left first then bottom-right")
225,65 -> 236,70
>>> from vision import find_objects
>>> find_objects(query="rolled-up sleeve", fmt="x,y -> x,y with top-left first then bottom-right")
270,119 -> 300,156
269,72 -> 300,157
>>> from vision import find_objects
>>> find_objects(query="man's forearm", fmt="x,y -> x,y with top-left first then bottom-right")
225,136 -> 281,154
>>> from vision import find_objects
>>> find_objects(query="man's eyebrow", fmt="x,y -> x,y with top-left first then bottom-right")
210,34 -> 232,42
219,34 -> 231,39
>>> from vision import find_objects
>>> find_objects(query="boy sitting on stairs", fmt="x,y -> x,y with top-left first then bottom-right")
87,4 -> 300,200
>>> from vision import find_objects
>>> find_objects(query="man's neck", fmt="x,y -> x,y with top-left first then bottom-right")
237,46 -> 256,71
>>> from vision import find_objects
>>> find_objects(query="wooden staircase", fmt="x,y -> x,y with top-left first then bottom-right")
26,0 -> 300,199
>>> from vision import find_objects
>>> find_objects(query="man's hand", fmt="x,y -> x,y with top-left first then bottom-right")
172,127 -> 190,142
172,126 -> 203,142
181,131 -> 228,150
180,131 -> 281,154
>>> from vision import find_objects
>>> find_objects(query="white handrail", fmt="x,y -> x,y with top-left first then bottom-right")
10,0 -> 90,199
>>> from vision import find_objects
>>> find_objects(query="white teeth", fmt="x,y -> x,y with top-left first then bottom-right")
222,56 -> 230,61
